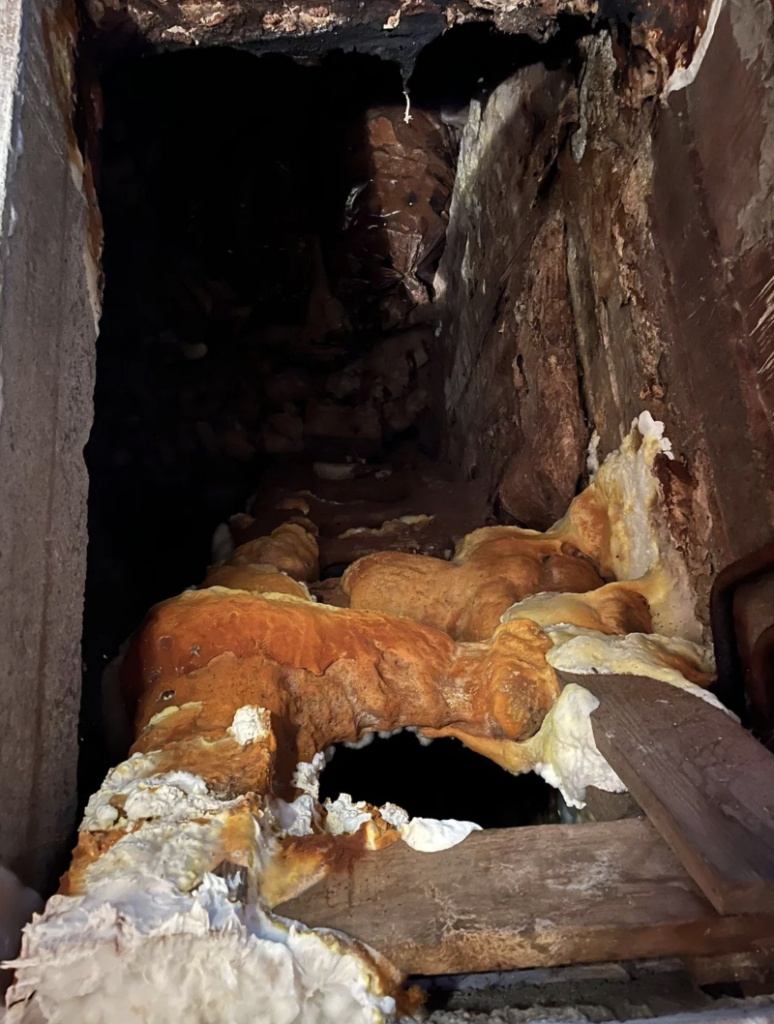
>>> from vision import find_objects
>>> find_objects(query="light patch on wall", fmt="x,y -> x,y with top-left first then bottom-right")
0,0 -> 25,431
664,0 -> 725,96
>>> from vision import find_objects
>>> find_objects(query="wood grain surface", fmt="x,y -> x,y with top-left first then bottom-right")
276,818 -> 774,975
560,672 -> 774,916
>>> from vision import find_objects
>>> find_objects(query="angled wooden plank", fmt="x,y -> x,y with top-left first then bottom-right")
275,819 -> 774,976
559,671 -> 774,916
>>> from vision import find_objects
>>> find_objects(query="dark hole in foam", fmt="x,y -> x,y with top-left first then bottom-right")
318,730 -> 557,828
320,562 -> 350,581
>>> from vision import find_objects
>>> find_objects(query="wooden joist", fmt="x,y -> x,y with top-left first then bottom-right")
275,818 -> 774,976
560,672 -> 774,916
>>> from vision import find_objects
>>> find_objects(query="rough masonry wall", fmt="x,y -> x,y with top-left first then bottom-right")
439,0 -> 774,623
0,0 -> 99,892
562,0 -> 774,616
436,64 -> 589,531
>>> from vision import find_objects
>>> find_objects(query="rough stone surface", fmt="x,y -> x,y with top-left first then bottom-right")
0,0 -> 99,892
435,3 -> 774,641
562,2 -> 774,626
82,0 -> 717,89
82,0 -> 583,65
498,210 -> 589,530
436,64 -> 583,527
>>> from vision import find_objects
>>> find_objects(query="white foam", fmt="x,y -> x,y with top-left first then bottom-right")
6,875 -> 395,1024
399,817 -> 482,852
523,684 -> 626,809
229,705 -> 271,747
323,794 -> 372,836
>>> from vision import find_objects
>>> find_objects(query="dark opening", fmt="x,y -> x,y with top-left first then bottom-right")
319,732 -> 557,828
83,47 -> 414,794
81,25 -> 586,813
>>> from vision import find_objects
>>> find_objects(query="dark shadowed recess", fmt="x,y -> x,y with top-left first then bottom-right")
319,732 -> 557,827
80,22 -> 588,812
83,47 -> 405,800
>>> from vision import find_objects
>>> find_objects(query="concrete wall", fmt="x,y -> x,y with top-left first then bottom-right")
0,0 -> 99,893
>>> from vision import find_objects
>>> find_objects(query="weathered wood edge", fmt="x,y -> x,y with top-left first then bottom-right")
276,817 -> 774,975
560,671 -> 774,917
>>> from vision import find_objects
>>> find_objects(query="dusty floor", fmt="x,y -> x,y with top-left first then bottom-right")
419,960 -> 774,1022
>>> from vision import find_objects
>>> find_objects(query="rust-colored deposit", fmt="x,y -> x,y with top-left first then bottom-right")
342,534 -> 607,641
57,448 -> 710,925
227,521 -> 320,581
501,582 -> 654,636
119,493 -> 640,801
203,563 -> 312,601
262,820 -> 403,906
124,586 -> 561,792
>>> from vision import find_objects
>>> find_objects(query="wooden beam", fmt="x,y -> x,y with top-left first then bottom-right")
275,819 -> 774,976
560,671 -> 774,916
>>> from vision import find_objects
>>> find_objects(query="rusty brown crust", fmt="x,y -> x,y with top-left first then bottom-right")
101,558 -> 654,905
342,535 -> 607,641
502,582 -> 654,637
118,502 -> 635,798
115,478 -> 663,803
224,521 -> 320,582
123,587 -> 561,795
203,563 -> 312,600
65,500 -> 676,916
208,495 -> 612,647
